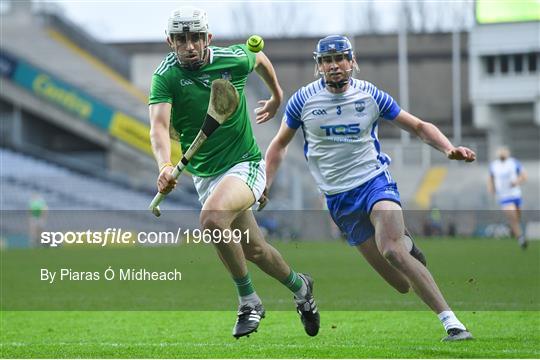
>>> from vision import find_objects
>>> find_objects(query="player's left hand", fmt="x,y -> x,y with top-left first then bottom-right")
257,187 -> 269,211
255,96 -> 280,124
446,146 -> 476,162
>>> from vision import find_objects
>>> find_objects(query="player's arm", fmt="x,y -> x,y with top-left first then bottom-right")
253,52 -> 283,124
265,121 -> 297,189
488,174 -> 495,195
149,102 -> 177,194
393,110 -> 476,162
257,121 -> 297,210
513,168 -> 527,187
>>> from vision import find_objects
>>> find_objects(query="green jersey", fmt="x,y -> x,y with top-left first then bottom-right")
149,44 -> 262,177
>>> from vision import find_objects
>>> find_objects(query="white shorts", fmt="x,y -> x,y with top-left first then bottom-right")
192,160 -> 266,206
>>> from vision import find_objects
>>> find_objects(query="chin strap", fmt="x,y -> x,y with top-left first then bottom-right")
325,79 -> 349,89
322,69 -> 353,89
178,46 -> 209,71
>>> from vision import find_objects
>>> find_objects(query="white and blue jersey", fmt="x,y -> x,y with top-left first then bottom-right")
490,158 -> 523,206
284,78 -> 401,195
284,78 -> 402,245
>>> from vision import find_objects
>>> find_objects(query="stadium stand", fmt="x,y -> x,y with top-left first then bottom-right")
0,148 -> 197,211
1,6 -> 148,122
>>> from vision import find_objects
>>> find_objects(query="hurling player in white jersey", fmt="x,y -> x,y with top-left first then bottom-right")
488,146 -> 528,249
263,35 -> 476,341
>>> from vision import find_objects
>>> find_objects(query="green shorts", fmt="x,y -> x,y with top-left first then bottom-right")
192,160 -> 266,206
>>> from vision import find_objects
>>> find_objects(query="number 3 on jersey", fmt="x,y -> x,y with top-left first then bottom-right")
336,105 -> 342,115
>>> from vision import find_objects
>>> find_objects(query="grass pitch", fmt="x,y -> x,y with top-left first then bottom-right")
1,311 -> 538,358
1,238 -> 539,358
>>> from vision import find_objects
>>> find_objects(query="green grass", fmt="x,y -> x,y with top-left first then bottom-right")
1,311 -> 539,358
1,238 -> 539,358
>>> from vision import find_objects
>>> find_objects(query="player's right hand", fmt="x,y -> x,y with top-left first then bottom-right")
157,165 -> 177,194
446,146 -> 476,162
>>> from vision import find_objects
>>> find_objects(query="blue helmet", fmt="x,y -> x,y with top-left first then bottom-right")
313,35 -> 353,62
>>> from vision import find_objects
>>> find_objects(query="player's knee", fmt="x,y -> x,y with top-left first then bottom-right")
382,246 -> 406,269
244,244 -> 267,263
200,212 -> 228,231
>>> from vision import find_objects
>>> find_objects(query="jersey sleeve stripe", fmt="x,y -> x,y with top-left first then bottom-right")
288,96 -> 302,116
285,80 -> 324,129
155,54 -> 176,75
358,80 -> 401,120
213,53 -> 247,58
380,95 -> 390,112
156,60 -> 177,76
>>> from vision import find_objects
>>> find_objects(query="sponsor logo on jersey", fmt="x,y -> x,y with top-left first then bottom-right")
312,109 -> 327,116
355,101 -> 365,112
198,74 -> 211,86
320,123 -> 361,136
180,79 -> 194,86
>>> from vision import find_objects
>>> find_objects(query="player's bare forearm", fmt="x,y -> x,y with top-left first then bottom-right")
265,122 -> 297,188
514,171 -> 527,186
395,110 -> 475,162
488,176 -> 495,195
265,141 -> 288,189
254,52 -> 283,102
415,121 -> 454,154
150,125 -> 172,168
149,103 -> 173,169
518,171 -> 527,184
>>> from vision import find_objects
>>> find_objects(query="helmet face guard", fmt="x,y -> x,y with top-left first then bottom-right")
169,32 -> 209,70
313,35 -> 355,89
167,7 -> 210,70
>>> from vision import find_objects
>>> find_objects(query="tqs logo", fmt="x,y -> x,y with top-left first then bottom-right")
311,109 -> 327,116
320,123 -> 361,136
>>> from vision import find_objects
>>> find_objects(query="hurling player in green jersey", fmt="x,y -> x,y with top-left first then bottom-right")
148,7 -> 319,339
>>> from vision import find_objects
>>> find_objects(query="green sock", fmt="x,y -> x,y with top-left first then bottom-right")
233,273 -> 255,297
281,270 -> 304,294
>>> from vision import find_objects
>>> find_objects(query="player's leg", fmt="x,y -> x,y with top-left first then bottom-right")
370,200 -> 472,341
502,201 -> 526,248
233,210 -> 320,336
200,175 -> 264,338
201,176 -> 253,277
356,237 -> 410,294
516,199 -> 528,249
232,210 -> 289,279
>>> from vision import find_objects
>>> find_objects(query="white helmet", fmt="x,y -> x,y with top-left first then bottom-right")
166,7 -> 210,70
167,7 -> 209,37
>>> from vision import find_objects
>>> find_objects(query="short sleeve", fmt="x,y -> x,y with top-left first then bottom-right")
148,74 -> 172,105
229,44 -> 257,74
359,81 -> 401,120
514,159 -> 523,175
284,88 -> 306,129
